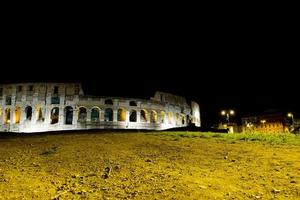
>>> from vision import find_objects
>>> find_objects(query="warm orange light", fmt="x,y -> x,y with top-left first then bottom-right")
287,113 -> 293,118
230,110 -> 235,115
221,110 -> 226,115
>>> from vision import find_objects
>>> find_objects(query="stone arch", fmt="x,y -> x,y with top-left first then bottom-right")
37,107 -> 44,121
78,107 -> 87,122
104,108 -> 113,122
14,106 -> 21,124
50,107 -> 59,124
129,110 -> 137,122
25,106 -> 32,120
105,99 -> 113,105
168,112 -> 173,124
91,107 -> 100,122
129,101 -> 137,106
140,109 -> 148,122
4,108 -> 10,124
150,110 -> 157,123
118,108 -> 126,122
160,111 -> 166,123
64,106 -> 73,124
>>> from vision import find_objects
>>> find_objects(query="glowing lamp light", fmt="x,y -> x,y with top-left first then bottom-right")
287,113 -> 293,118
260,120 -> 266,124
221,109 -> 235,123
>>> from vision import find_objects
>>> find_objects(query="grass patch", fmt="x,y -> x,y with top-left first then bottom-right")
159,131 -> 300,145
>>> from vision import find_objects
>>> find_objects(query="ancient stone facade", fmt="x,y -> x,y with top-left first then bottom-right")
0,83 -> 200,133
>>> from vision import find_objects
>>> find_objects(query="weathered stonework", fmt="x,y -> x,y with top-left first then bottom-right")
0,83 -> 200,133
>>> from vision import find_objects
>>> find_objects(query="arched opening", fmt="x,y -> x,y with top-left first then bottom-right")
14,107 -> 21,124
105,99 -> 113,105
4,108 -> 10,124
129,101 -> 137,106
129,110 -> 137,122
104,108 -> 113,122
150,110 -> 157,123
78,107 -> 87,122
140,110 -> 148,122
25,106 -> 32,120
37,107 -> 44,121
161,111 -> 165,123
118,108 -> 126,122
182,115 -> 186,125
64,106 -> 73,124
91,108 -> 100,122
50,107 -> 59,124
168,112 -> 173,124
186,115 -> 191,125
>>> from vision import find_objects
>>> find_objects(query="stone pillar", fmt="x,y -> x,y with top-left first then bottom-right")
157,112 -> 161,124
166,112 -> 169,125
44,106 -> 51,125
2,95 -> 6,107
100,109 -> 104,122
0,106 -> 3,125
72,108 -> 77,125
60,96 -> 65,106
147,111 -> 150,123
136,110 -> 141,123
21,107 -> 26,124
9,106 -> 13,126
31,105 -> 37,124
126,110 -> 130,123
113,109 -> 118,122
58,106 -> 64,125
46,93 -> 52,106
9,92 -> 16,126
86,109 -> 91,123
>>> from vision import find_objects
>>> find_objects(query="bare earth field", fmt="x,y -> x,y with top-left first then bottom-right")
0,131 -> 300,200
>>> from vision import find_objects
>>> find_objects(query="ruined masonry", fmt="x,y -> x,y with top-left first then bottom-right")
0,83 -> 200,133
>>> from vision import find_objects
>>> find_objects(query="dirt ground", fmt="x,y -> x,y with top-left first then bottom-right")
0,131 -> 299,199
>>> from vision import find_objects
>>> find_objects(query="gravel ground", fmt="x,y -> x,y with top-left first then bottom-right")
0,131 -> 299,199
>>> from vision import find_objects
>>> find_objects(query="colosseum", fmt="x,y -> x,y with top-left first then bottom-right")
0,83 -> 200,133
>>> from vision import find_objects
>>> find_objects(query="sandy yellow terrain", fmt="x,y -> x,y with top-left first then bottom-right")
0,131 -> 299,199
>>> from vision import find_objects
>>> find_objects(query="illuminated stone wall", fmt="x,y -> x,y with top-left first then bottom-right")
242,114 -> 289,133
0,83 -> 201,133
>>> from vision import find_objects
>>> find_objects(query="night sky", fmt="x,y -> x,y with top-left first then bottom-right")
1,16 -> 298,129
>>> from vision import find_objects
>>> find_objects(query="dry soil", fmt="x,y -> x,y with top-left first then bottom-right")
0,131 -> 299,199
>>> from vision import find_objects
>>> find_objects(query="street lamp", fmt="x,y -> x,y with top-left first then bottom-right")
287,112 -> 294,125
221,109 -> 235,123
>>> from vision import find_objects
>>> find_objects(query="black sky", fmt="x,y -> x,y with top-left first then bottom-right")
1,12 -> 299,129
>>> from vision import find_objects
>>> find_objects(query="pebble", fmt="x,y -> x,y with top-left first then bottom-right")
199,185 -> 207,189
272,189 -> 280,194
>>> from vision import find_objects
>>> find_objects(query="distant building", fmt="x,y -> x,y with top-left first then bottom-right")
242,110 -> 289,133
0,83 -> 200,133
